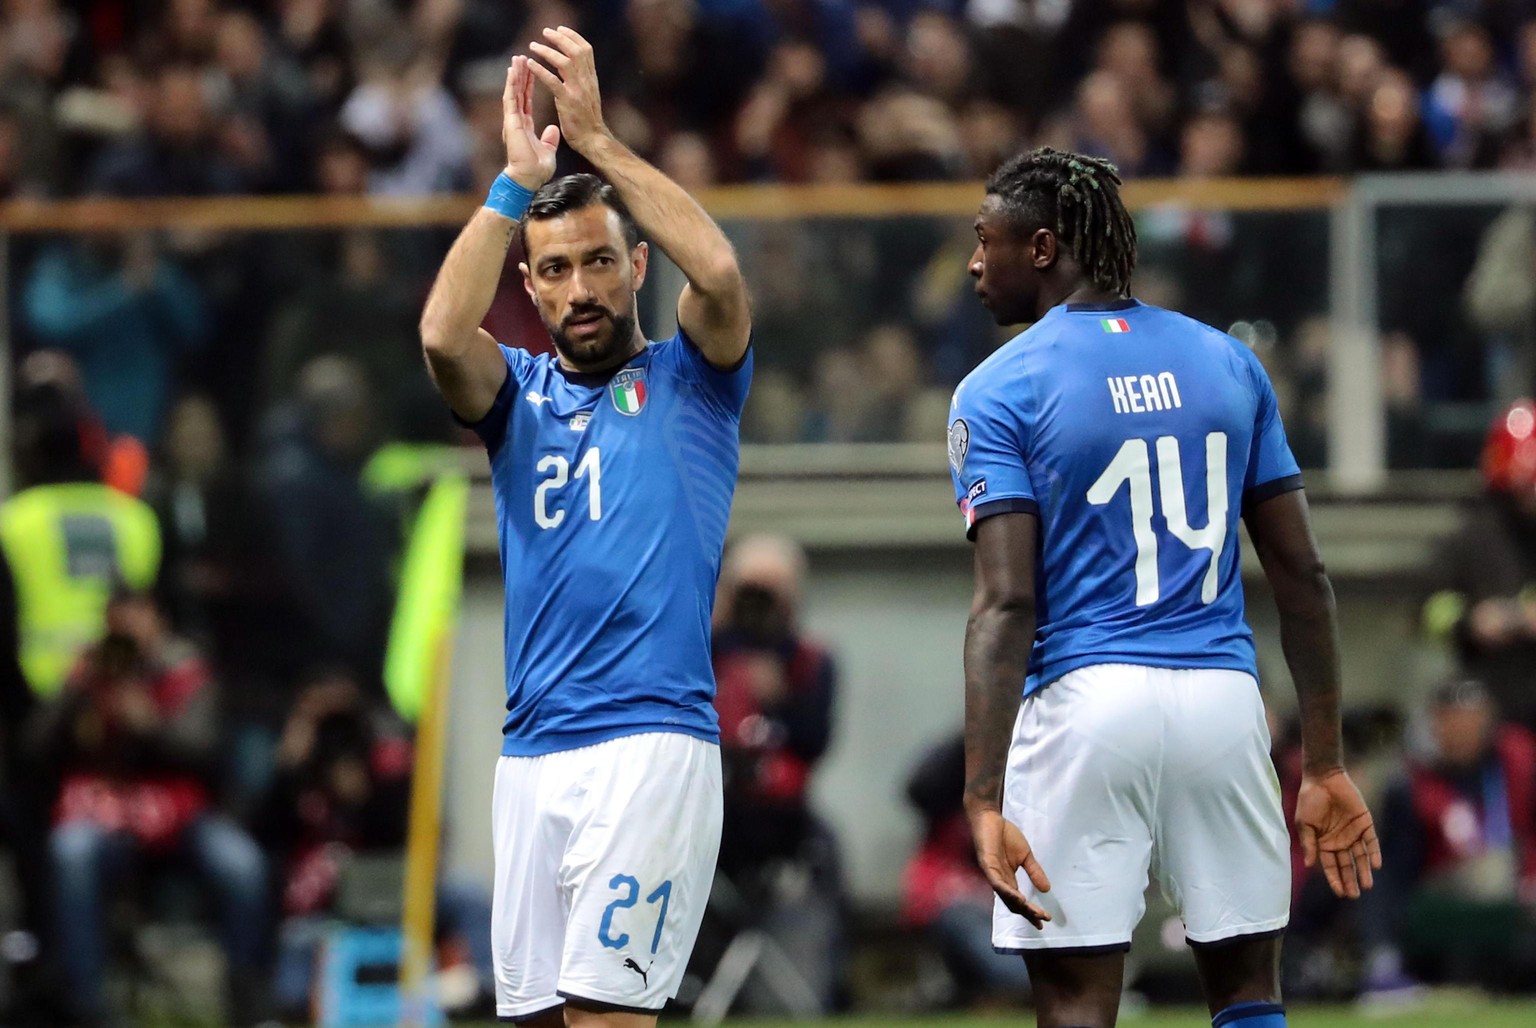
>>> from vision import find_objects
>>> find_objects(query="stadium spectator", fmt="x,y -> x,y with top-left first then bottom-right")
144,394 -> 272,671
0,0 -> 69,193
253,356 -> 395,701
658,130 -> 720,192
1359,679 -> 1536,996
0,106 -> 46,200
902,10 -> 977,109
1422,399 -> 1536,730
338,35 -> 472,195
28,586 -> 270,1026
4,0 -> 1536,201
208,9 -> 318,193
263,230 -> 427,437
1179,106 -> 1246,178
1465,207 -> 1536,400
901,732 -> 1032,1005
21,232 -> 209,444
709,534 -> 846,1013
0,546 -> 45,1019
1347,68 -> 1438,172
1422,20 -> 1520,170
1093,21 -> 1175,142
1290,18 -> 1352,173
311,127 -> 371,195
958,99 -> 1024,178
254,670 -> 493,1019
2,356 -> 161,702
1048,70 -> 1171,178
90,62 -> 248,197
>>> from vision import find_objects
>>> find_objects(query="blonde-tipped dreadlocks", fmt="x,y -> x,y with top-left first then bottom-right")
985,147 -> 1137,295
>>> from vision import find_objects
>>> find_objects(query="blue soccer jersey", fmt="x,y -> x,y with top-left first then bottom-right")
463,330 -> 751,756
948,299 -> 1302,696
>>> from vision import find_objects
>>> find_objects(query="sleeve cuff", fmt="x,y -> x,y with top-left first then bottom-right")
1242,473 -> 1305,514
451,362 -> 514,455
965,497 -> 1039,541
680,325 -> 752,374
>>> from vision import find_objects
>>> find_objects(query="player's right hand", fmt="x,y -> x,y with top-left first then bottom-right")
969,807 -> 1053,928
1296,768 -> 1382,899
503,54 -> 559,193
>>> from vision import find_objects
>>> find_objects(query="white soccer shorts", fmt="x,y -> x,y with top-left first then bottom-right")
993,664 -> 1290,953
490,731 -> 723,1021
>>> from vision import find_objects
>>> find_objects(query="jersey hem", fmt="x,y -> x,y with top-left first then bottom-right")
993,937 -> 1132,953
500,722 -> 720,757
556,989 -> 665,1015
496,996 -> 563,1021
1184,918 -> 1289,946
1027,655 -> 1258,697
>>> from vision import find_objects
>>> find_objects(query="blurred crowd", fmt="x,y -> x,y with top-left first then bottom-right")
0,341 -> 857,1023
6,0 -> 1536,203
0,351 -> 500,1026
5,0 -> 1536,1021
8,2 -> 1536,462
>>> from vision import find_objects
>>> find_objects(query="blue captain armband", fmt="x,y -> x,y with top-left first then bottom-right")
485,172 -> 536,222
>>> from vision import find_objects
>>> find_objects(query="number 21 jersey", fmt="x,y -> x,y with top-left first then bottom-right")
463,330 -> 752,756
948,300 -> 1301,697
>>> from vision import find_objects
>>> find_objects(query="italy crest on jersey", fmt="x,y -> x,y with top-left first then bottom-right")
610,367 -> 648,416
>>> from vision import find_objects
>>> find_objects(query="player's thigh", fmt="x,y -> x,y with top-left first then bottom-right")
996,665 -> 1161,952
1190,932 -> 1283,1016
1154,669 -> 1290,945
1023,948 -> 1127,1028
563,1004 -> 657,1028
560,733 -> 723,1013
491,754 -> 570,1022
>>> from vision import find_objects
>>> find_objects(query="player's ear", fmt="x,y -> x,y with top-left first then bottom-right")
1031,228 -> 1057,271
519,262 -> 535,301
630,241 -> 649,292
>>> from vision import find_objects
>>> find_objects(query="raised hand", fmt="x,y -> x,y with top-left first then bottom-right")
970,808 -> 1053,929
527,26 -> 609,156
1296,768 -> 1382,899
503,54 -> 559,192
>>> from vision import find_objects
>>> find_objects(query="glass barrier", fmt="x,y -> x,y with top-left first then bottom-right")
0,180 -> 1367,499
3,204 -> 1334,470
565,207 -> 1334,464
1373,200 -> 1525,469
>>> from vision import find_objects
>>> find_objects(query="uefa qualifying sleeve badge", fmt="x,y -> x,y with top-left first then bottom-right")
948,419 -> 969,473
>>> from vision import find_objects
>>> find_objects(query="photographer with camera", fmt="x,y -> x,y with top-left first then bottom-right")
708,534 -> 846,1013
27,586 -> 269,1026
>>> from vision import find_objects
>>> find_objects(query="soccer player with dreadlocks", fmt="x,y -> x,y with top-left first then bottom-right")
948,147 -> 1382,1028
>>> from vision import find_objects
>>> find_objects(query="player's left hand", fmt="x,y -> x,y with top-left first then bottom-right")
528,26 -> 610,155
969,808 -> 1053,929
1296,768 -> 1382,899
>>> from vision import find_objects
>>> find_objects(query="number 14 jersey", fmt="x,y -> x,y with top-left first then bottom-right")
948,299 -> 1301,697
463,330 -> 752,756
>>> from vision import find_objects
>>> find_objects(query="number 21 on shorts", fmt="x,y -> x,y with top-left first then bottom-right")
597,875 -> 673,954
1087,432 -> 1228,607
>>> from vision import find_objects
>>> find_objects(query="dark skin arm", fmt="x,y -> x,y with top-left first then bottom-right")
963,511 -> 1052,927
1245,488 -> 1381,898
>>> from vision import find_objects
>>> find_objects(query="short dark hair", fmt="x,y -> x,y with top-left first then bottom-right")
518,173 -> 640,256
985,147 -> 1137,295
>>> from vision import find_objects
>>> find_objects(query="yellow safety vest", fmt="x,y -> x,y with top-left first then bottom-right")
0,483 -> 161,698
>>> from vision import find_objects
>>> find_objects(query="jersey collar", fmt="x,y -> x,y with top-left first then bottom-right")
553,344 -> 650,389
1062,298 -> 1141,313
